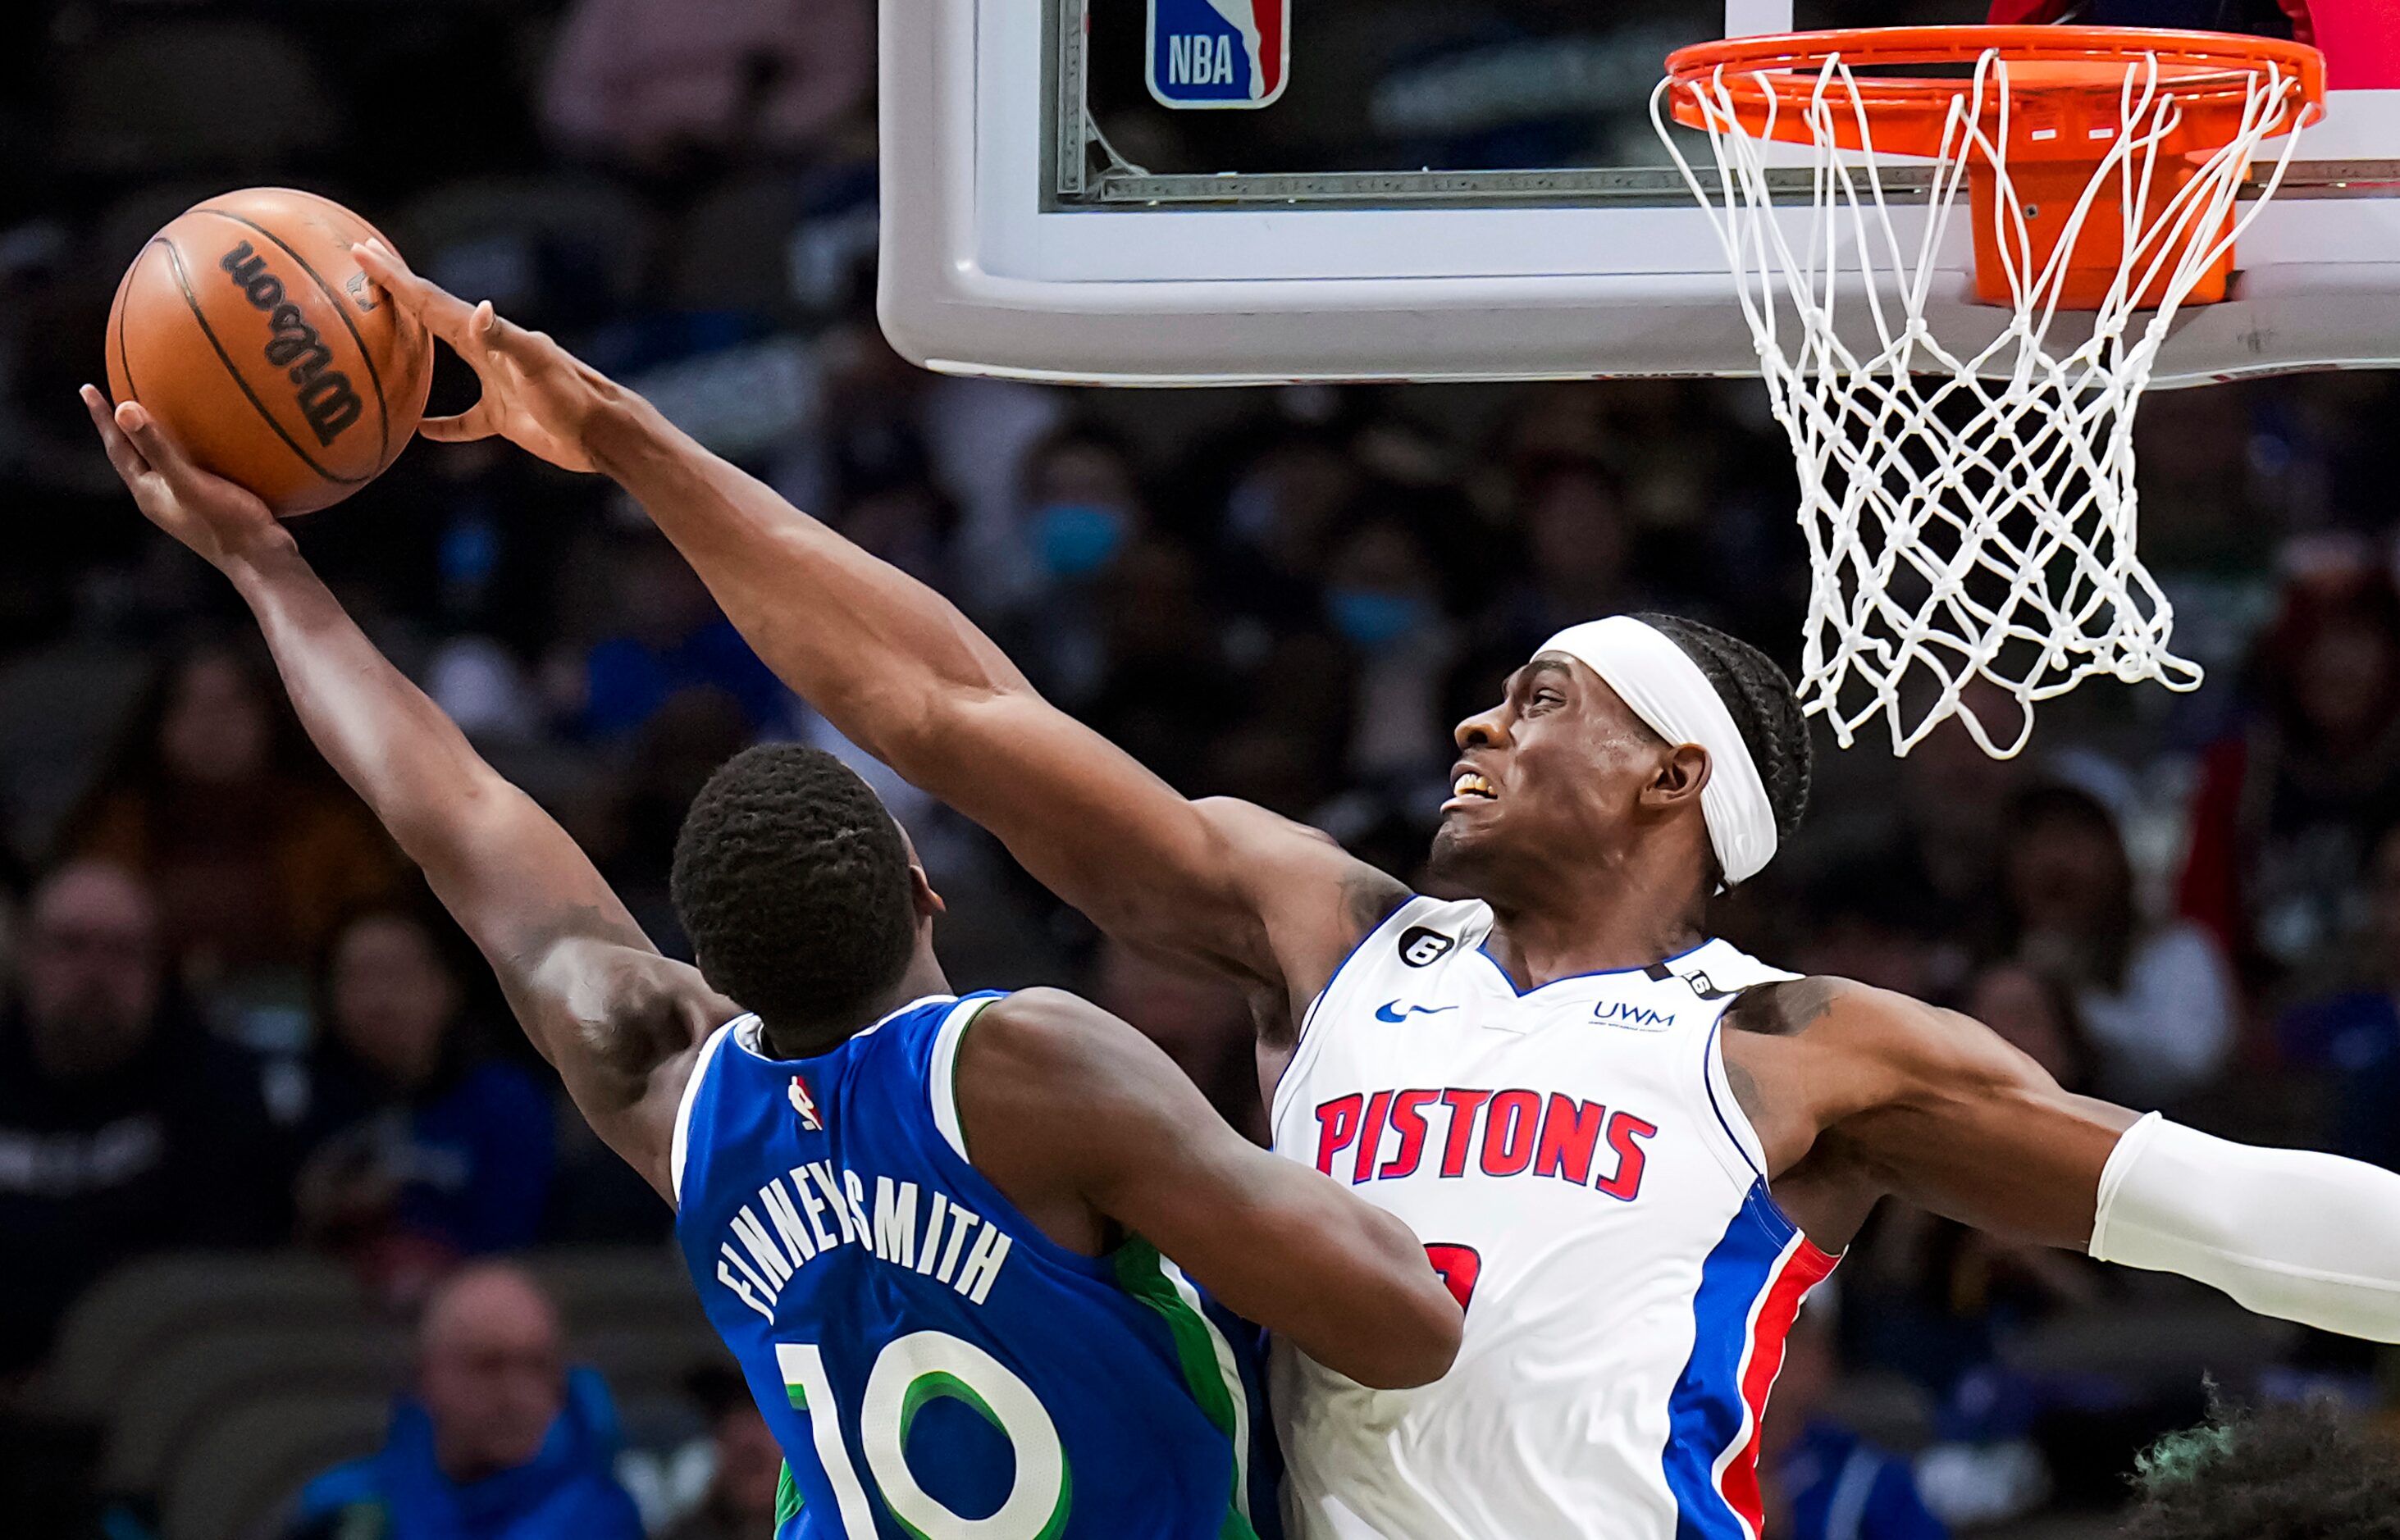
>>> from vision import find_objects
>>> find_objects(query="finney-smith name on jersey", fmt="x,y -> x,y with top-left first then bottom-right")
710,1159 -> 1015,1321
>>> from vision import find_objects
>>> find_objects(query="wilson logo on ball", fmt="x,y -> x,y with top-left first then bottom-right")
219,241 -> 364,448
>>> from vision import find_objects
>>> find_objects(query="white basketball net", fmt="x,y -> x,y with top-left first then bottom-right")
1653,48 -> 2312,757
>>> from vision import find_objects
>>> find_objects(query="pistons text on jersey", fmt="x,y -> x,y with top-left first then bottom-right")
1312,1087 -> 1657,1198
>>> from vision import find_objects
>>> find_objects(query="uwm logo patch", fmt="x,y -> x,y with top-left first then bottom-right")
1147,0 -> 1288,109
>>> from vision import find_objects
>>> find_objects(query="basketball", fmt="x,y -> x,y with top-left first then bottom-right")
103,187 -> 432,517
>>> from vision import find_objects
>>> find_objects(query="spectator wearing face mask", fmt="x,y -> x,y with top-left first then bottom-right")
285,1264 -> 645,1540
1323,510 -> 1458,787
2004,784 -> 2237,1108
997,425 -> 1153,708
291,901 -> 554,1305
0,860 -> 288,1378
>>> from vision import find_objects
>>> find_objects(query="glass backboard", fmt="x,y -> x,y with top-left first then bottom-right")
878,0 -> 2400,385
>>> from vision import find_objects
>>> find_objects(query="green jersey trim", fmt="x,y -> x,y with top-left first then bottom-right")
1111,1239 -> 1260,1540
773,1460 -> 801,1529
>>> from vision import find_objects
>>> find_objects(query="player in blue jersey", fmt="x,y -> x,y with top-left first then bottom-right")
80,385 -> 1462,1540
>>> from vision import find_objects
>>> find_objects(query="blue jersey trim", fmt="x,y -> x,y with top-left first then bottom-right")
1472,934 -> 1716,999
1699,1019 -> 1822,1248
1703,1016 -> 1766,1184
1662,1183 -> 1795,1540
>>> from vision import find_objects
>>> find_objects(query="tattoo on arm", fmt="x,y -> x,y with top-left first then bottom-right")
1722,1047 -> 1768,1132
1731,976 -> 1844,1039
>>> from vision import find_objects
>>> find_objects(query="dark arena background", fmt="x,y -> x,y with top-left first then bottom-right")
2,2 -> 2398,1538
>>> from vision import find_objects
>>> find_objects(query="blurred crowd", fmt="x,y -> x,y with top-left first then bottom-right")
5,2 -> 2400,1537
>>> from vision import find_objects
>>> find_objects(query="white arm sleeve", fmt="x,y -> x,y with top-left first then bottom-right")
2089,1112 -> 2400,1342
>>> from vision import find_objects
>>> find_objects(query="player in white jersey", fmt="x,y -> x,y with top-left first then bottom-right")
1268,897 -> 1818,1538
359,241 -> 2400,1540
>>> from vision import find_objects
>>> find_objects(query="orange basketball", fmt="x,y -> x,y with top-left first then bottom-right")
104,188 -> 433,517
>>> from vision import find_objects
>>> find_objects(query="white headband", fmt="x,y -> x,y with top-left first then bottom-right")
1540,617 -> 1779,886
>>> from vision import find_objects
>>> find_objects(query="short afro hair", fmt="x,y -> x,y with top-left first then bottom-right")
1635,613 -> 1813,845
670,745 -> 918,1036
2124,1393 -> 2400,1540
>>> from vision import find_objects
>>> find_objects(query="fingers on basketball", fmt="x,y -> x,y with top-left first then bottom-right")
80,385 -> 150,481
353,240 -> 488,349
113,399 -> 180,468
469,302 -> 554,367
417,406 -> 497,445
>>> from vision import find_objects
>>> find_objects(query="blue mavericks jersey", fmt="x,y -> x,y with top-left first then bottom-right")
672,992 -> 1280,1540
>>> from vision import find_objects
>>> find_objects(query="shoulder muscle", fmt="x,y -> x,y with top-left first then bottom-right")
1728,973 -> 2140,1249
1193,798 -> 1410,1009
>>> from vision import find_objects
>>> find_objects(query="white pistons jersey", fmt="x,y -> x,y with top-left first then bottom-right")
1268,896 -> 1838,1540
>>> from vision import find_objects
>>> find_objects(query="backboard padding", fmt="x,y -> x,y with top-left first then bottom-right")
878,0 -> 2400,385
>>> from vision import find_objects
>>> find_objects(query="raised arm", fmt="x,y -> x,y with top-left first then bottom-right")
82,386 -> 732,1200
957,988 -> 1462,1389
350,244 -> 1402,1029
1729,977 -> 2400,1343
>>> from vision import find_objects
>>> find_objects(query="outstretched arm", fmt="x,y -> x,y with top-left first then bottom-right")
1731,978 -> 2400,1343
959,988 -> 1462,1389
83,386 -> 732,1201
351,244 -> 1403,1031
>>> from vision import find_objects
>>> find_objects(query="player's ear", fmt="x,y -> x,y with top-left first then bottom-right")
1645,742 -> 1713,810
909,863 -> 947,920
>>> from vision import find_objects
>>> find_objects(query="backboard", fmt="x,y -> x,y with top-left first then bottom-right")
878,0 -> 2400,386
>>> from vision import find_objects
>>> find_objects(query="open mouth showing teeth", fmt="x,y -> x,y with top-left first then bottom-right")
1452,772 -> 1497,800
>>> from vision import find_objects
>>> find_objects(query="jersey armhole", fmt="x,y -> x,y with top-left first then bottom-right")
1271,892 -> 1435,1136
1698,1013 -> 1841,1259
929,995 -> 1003,1162
669,1016 -> 744,1205
1698,1017 -> 1773,1188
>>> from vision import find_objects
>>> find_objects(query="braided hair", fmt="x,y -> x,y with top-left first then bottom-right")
1633,613 -> 1813,847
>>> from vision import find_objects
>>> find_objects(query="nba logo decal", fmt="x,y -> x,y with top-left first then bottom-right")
787,1074 -> 822,1131
1148,0 -> 1288,109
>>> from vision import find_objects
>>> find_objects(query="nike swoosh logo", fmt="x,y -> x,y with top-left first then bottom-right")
1376,1001 -> 1459,1023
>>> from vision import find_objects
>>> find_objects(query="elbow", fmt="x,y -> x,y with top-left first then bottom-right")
1344,1276 -> 1465,1391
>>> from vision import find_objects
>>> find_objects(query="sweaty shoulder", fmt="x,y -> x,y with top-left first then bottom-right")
961,987 -> 1125,1092
1723,974 -> 1973,1100
1721,973 -> 2065,1163
947,987 -> 1152,1255
1727,974 -> 1997,1068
